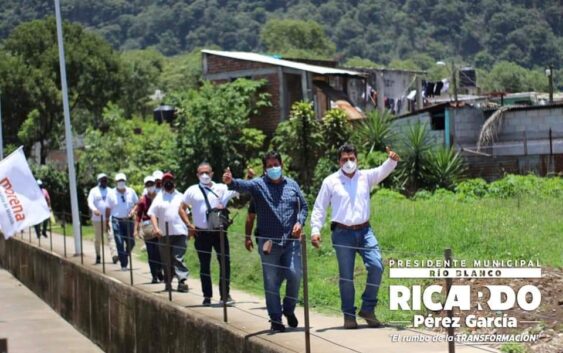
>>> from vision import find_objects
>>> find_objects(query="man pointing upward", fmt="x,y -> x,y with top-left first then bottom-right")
310,143 -> 400,329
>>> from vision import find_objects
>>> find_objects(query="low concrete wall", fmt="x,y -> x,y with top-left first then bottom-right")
0,237 -> 283,353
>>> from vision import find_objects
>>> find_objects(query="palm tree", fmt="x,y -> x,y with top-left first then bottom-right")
353,110 -> 394,153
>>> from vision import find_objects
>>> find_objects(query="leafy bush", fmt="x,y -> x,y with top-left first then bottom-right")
413,190 -> 432,200
394,121 -> 432,194
373,188 -> 407,200
271,101 -> 324,193
321,108 -> 352,153
352,109 -> 394,153
499,342 -> 528,353
456,178 -> 489,199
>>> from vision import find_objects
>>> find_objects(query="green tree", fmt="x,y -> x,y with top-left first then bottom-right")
79,103 -> 179,190
3,17 -> 123,163
271,101 -> 324,193
321,108 -> 352,153
343,57 -> 381,69
352,110 -> 395,154
395,122 -> 433,194
481,61 -> 549,92
172,79 -> 270,187
424,147 -> 466,190
260,19 -> 336,59
160,48 -> 203,93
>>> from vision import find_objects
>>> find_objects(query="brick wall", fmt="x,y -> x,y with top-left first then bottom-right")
205,54 -> 272,75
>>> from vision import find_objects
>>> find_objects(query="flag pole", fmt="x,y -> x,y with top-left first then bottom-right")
55,0 -> 82,255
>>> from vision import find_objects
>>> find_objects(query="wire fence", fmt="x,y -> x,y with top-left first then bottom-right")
18,197 -> 557,353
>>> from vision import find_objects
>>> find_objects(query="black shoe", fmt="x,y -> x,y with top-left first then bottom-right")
283,312 -> 298,328
95,256 -> 101,264
112,255 -> 119,264
219,295 -> 235,306
177,281 -> 189,293
270,320 -> 285,333
202,297 -> 211,306
157,273 -> 164,282
151,277 -> 158,284
42,232 -> 48,238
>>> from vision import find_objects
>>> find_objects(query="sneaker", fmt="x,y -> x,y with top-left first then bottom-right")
121,267 -> 128,271
202,297 -> 211,306
112,255 -> 119,264
358,311 -> 381,328
219,295 -> 235,305
95,256 -> 101,264
270,320 -> 285,333
177,281 -> 189,293
283,312 -> 298,328
343,315 -> 358,329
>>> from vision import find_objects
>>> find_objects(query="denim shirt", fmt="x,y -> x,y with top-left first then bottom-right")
229,176 -> 308,245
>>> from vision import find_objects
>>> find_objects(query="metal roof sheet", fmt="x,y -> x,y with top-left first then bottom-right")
202,49 -> 365,77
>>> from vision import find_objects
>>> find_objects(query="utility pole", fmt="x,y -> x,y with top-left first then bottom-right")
451,61 -> 458,106
547,65 -> 554,104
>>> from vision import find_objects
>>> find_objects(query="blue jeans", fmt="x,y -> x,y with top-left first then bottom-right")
112,218 -> 135,268
331,226 -> 384,318
259,238 -> 302,323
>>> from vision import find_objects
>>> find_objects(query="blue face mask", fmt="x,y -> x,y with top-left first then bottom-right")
266,166 -> 282,180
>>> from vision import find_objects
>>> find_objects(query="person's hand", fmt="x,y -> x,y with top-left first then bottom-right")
245,237 -> 254,252
245,168 -> 256,180
223,167 -> 233,184
291,223 -> 302,238
187,224 -> 197,239
133,231 -> 141,240
311,234 -> 321,249
386,146 -> 400,162
153,227 -> 162,239
93,210 -> 101,216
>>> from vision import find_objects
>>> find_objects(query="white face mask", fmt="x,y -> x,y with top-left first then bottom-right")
117,181 -> 126,190
146,186 -> 156,193
342,160 -> 357,174
198,173 -> 212,185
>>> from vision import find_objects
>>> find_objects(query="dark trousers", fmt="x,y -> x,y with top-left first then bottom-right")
159,235 -> 189,284
194,229 -> 231,299
145,237 -> 163,279
34,219 -> 48,238
112,218 -> 135,268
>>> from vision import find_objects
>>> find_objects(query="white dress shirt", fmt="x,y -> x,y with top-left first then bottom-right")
182,182 -> 238,229
310,158 -> 397,235
108,187 -> 138,218
87,186 -> 112,222
147,189 -> 187,236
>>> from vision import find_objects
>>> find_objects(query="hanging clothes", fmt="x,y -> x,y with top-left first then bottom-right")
434,81 -> 444,96
425,82 -> 435,97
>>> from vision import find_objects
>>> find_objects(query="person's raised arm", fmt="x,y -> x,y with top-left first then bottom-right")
366,146 -> 400,187
223,167 -> 258,195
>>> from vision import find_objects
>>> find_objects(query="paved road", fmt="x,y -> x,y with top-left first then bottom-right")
5,231 -> 498,353
0,268 -> 103,353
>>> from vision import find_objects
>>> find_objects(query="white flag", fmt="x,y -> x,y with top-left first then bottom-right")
0,147 -> 50,239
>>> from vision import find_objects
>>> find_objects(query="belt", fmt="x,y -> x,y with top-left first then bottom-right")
331,221 -> 370,231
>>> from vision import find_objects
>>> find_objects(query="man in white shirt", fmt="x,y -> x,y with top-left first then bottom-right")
148,172 -> 190,293
311,143 -> 400,329
108,173 -> 138,271
87,173 -> 118,265
179,162 -> 238,306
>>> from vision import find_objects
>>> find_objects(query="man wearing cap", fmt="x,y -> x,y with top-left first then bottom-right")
108,173 -> 139,271
135,175 -> 163,283
153,170 -> 164,193
34,179 -> 51,239
87,173 -> 118,265
310,143 -> 400,329
179,162 -> 238,306
148,172 -> 190,292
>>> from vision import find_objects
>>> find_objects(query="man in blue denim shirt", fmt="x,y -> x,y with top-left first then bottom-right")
223,151 -> 308,332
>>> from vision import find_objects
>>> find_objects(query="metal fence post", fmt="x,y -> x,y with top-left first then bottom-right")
444,248 -> 455,353
166,222 -> 172,302
80,222 -> 84,264
0,338 -> 7,353
62,216 -> 67,258
219,225 -> 228,323
128,219 -> 133,285
301,235 -> 311,353
101,216 -> 106,273
49,215 -> 53,252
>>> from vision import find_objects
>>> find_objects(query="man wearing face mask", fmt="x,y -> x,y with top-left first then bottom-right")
87,173 -> 118,265
223,151 -> 308,333
147,172 -> 190,293
179,162 -> 238,306
310,143 -> 400,329
108,173 -> 139,271
135,176 -> 163,283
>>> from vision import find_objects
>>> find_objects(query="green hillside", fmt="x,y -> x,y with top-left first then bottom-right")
0,0 -> 561,69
